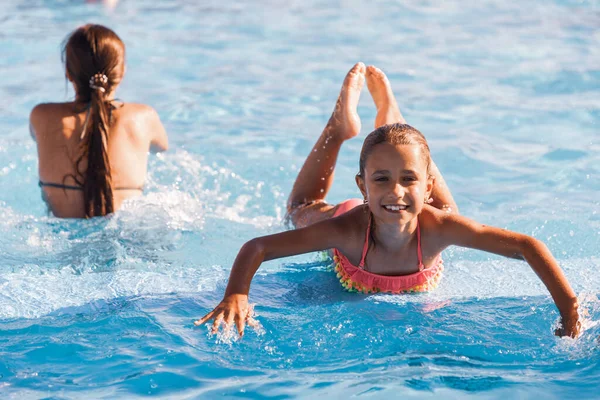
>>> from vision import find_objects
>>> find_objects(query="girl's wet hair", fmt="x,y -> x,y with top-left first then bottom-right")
358,123 -> 431,177
63,24 -> 125,217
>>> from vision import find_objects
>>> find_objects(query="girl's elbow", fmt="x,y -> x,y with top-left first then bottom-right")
241,238 -> 266,259
519,235 -> 547,258
158,136 -> 169,152
150,138 -> 168,153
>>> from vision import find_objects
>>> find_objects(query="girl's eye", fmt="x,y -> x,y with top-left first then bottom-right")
374,177 -> 388,182
403,176 -> 417,182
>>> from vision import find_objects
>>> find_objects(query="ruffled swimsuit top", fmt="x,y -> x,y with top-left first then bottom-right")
333,215 -> 444,294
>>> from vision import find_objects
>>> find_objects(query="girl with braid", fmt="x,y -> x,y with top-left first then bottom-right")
30,24 -> 168,218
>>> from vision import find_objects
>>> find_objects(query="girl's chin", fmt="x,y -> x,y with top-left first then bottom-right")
373,211 -> 415,223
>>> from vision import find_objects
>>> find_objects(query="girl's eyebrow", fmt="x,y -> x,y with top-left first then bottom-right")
371,170 -> 390,175
371,169 -> 418,176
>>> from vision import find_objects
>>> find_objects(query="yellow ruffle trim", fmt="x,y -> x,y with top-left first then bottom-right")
333,256 -> 443,294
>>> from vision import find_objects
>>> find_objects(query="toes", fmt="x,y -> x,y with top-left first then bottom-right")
366,65 -> 388,85
344,62 -> 366,88
349,62 -> 366,75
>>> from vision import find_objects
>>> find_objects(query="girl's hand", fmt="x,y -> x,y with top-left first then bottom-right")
194,294 -> 253,336
555,313 -> 581,338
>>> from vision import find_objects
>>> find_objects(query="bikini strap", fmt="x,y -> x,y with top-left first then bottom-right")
358,214 -> 371,269
417,218 -> 424,271
39,181 -> 83,191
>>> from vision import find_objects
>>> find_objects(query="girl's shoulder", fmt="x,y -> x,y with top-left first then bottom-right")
30,103 -> 76,137
30,102 -> 73,120
330,204 -> 370,238
319,204 -> 369,259
419,205 -> 466,238
420,205 -> 509,248
420,205 -> 451,226
119,102 -> 157,115
116,103 -> 162,125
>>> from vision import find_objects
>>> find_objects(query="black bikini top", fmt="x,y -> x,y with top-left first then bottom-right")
38,181 -> 144,191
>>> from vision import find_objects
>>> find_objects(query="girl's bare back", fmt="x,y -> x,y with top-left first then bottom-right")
31,101 -> 167,218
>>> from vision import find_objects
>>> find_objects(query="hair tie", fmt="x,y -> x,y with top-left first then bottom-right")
89,73 -> 108,92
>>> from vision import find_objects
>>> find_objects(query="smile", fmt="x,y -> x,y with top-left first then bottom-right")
383,204 -> 408,212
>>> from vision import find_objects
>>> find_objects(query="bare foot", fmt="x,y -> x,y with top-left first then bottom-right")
326,62 -> 365,141
366,65 -> 406,128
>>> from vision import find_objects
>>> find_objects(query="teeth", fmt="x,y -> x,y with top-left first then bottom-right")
384,205 -> 407,211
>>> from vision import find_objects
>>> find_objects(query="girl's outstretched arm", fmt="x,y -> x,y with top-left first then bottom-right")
438,212 -> 580,337
194,215 -> 357,336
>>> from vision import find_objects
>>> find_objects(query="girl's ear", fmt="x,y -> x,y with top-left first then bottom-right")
355,174 -> 367,199
426,174 -> 435,200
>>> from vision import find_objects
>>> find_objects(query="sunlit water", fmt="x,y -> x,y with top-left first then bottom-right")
0,0 -> 599,398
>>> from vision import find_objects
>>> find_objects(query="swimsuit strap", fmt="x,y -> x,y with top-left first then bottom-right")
417,218 -> 424,271
39,181 -> 83,191
109,98 -> 124,109
39,180 -> 144,191
358,214 -> 371,269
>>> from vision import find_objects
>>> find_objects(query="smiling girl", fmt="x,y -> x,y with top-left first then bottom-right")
195,63 -> 580,338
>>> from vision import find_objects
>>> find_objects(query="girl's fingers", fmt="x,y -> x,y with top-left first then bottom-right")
193,302 -> 256,336
211,313 -> 224,333
225,311 -> 235,330
245,304 -> 259,328
246,316 -> 259,328
194,310 -> 215,326
234,314 -> 245,336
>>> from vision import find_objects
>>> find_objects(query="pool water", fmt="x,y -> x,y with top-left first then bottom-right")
1,0 -> 599,398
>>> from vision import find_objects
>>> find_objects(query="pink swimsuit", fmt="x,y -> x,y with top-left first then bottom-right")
332,199 -> 444,294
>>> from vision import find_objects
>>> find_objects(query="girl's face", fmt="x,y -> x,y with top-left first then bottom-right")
356,142 -> 433,225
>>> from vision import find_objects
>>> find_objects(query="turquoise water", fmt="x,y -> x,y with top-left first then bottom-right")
1,0 -> 599,398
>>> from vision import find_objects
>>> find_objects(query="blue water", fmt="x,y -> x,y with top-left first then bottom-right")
1,0 -> 599,398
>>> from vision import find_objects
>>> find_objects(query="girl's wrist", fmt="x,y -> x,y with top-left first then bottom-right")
558,299 -> 579,319
224,287 -> 249,297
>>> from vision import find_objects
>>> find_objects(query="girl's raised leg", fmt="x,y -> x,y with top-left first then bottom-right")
287,62 -> 366,228
365,65 -> 459,214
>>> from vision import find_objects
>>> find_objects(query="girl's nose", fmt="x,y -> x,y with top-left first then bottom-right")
391,182 -> 404,196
